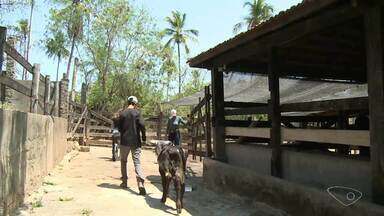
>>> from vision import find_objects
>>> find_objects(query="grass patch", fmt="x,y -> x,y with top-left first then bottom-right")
80,208 -> 93,215
31,200 -> 43,208
42,181 -> 56,186
59,196 -> 74,202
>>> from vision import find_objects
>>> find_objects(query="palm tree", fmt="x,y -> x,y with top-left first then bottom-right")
163,11 -> 199,94
45,31 -> 69,81
25,0 -> 34,79
15,19 -> 29,79
65,0 -> 84,80
233,0 -> 274,34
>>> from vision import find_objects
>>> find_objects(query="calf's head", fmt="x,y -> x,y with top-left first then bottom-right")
155,140 -> 173,156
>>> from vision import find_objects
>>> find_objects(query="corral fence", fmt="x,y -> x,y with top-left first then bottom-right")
188,86 -> 213,161
0,27 -> 67,117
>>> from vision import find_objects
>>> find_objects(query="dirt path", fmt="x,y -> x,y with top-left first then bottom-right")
18,146 -> 287,216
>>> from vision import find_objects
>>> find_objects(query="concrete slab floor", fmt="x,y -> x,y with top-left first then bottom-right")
17,146 -> 288,216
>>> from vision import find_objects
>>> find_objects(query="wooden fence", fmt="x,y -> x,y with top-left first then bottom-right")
189,86 -> 213,161
0,27 -> 62,115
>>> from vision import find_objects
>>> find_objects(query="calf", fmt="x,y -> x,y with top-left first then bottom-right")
155,141 -> 186,214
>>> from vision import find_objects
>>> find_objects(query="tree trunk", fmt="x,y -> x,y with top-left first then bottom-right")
56,56 -> 61,82
22,36 -> 27,80
66,33 -> 76,80
25,1 -> 34,80
177,42 -> 181,94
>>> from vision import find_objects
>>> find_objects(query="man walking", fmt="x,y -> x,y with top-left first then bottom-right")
114,96 -> 146,195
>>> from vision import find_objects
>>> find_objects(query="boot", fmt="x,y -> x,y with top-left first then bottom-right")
120,179 -> 127,188
137,177 -> 146,195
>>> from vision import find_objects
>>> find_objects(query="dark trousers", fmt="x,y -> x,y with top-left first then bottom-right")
168,131 -> 181,145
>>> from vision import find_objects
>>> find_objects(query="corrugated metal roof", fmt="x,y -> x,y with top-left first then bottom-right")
188,0 -> 342,68
167,73 -> 367,107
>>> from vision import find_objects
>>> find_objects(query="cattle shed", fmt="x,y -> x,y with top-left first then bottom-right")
188,0 -> 384,211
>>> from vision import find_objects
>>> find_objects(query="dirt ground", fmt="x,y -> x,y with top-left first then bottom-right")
17,146 -> 288,216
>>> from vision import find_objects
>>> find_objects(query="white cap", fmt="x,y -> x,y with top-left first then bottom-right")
128,96 -> 138,104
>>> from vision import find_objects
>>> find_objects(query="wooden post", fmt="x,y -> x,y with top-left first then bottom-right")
81,83 -> 87,106
198,97 -> 203,161
44,75 -> 51,115
4,37 -> 15,104
211,67 -> 226,161
0,27 -> 6,105
268,48 -> 282,178
54,81 -> 60,116
157,111 -> 163,139
205,86 -> 212,157
365,5 -> 384,204
30,64 -> 40,113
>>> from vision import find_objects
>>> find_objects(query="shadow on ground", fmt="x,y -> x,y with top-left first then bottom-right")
97,182 -> 178,215
146,173 -> 204,215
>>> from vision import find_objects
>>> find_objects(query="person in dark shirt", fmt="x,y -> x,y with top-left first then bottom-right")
113,96 -> 146,195
166,109 -> 187,146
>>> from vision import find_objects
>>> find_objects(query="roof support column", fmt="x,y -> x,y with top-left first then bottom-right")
211,67 -> 226,162
365,4 -> 384,205
268,48 -> 282,178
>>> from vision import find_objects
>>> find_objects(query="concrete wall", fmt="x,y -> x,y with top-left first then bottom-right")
0,109 -> 68,214
226,143 -> 371,199
204,158 -> 384,216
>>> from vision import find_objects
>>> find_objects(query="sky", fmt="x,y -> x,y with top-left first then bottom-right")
2,0 -> 302,90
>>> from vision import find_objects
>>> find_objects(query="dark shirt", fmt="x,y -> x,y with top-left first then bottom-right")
114,108 -> 146,147
166,116 -> 187,134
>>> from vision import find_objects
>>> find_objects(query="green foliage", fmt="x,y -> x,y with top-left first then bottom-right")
233,0 -> 274,33
45,31 -> 69,60
83,2 -> 170,116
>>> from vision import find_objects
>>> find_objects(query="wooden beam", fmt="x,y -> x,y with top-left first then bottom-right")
211,3 -> 361,67
0,75 -> 31,97
225,126 -> 369,147
282,128 -> 369,147
205,86 -> 213,157
365,5 -> 384,204
44,75 -> 50,115
269,48 -> 282,178
224,106 -> 269,116
281,97 -> 368,112
191,94 -> 211,116
4,42 -> 33,73
211,67 -> 226,161
30,64 -> 40,113
225,127 -> 270,138
189,0 -> 343,67
224,101 -> 268,108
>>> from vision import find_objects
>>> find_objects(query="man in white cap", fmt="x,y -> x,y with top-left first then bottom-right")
113,96 -> 146,195
166,109 -> 187,145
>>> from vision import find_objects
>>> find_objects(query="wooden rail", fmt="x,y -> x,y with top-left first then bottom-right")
225,126 -> 370,147
0,74 -> 31,96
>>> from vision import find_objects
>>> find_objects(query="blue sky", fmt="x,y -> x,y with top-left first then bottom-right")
3,0 -> 302,90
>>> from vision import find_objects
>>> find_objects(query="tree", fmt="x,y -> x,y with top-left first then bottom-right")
160,46 -> 177,101
163,11 -> 198,94
233,0 -> 273,34
44,31 -> 69,81
49,0 -> 87,80
14,19 -> 29,79
25,0 -> 34,79
83,1 -> 167,114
